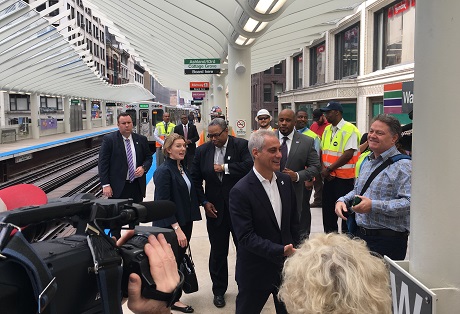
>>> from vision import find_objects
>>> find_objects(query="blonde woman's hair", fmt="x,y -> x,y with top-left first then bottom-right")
279,233 -> 391,314
162,133 -> 185,158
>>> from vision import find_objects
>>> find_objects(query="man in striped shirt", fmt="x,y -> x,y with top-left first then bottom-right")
335,114 -> 411,260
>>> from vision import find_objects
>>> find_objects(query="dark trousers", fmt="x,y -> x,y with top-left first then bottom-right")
184,149 -> 195,170
299,187 -> 312,239
236,285 -> 287,314
357,229 -> 408,260
156,147 -> 165,167
110,180 -> 143,238
207,206 -> 237,296
322,177 -> 354,233
312,173 -> 323,205
172,222 -> 193,302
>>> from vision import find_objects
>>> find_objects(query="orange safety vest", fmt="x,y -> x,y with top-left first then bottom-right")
155,122 -> 175,147
321,122 -> 360,179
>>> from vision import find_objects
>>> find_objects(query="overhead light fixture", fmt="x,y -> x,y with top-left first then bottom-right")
246,38 -> 255,45
235,35 -> 247,45
255,22 -> 269,32
253,0 -> 287,14
255,0 -> 274,14
243,18 -> 259,32
270,0 -> 287,13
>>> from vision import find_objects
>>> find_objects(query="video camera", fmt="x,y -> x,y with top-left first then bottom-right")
0,196 -> 178,314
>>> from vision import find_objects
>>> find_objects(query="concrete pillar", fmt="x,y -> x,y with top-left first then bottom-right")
213,74 -> 226,117
101,100 -> 107,127
63,96 -> 71,134
30,93 -> 40,139
410,1 -> 460,312
227,44 -> 251,140
86,101 -> 92,130
0,92 -> 6,127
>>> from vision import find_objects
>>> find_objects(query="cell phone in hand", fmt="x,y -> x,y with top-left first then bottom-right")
352,196 -> 361,206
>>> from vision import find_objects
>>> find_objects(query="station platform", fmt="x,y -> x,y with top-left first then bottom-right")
0,126 -> 118,161
119,121 -> 325,314
122,179 -> 324,314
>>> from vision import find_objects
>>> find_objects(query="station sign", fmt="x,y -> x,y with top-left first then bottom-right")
235,119 -> 247,136
71,99 -> 80,104
385,257 -> 435,314
190,82 -> 210,91
191,101 -> 203,106
192,92 -> 206,99
139,103 -> 150,108
106,103 -> 116,106
184,58 -> 220,74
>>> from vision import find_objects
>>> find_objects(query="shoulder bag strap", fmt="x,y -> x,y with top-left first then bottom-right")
359,158 -> 393,195
359,154 -> 409,195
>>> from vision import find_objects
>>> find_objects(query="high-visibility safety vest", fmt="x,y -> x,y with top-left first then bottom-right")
155,122 -> 175,147
301,128 -> 319,141
321,122 -> 360,179
355,150 -> 372,178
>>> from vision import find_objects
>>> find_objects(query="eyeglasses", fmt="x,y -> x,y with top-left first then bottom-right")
258,116 -> 270,121
207,128 -> 226,139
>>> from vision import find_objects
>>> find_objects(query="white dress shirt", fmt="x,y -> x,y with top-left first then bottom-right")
253,167 -> 282,228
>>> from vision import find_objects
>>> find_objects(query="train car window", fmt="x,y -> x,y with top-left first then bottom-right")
152,109 -> 164,126
126,109 -> 137,126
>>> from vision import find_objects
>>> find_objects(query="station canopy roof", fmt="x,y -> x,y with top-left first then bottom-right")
0,0 -> 364,101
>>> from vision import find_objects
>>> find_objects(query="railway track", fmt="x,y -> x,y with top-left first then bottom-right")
0,147 -> 102,197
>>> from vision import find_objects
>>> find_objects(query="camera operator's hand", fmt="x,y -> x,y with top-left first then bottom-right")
120,233 -> 180,314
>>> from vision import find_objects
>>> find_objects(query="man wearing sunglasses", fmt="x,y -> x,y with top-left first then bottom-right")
255,109 -> 275,131
190,118 -> 253,308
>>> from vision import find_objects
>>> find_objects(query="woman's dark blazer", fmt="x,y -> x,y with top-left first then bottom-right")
152,157 -> 201,227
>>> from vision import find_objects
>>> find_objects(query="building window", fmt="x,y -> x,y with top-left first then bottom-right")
274,83 -> 283,102
374,0 -> 416,71
310,42 -> 326,85
9,94 -> 30,111
263,84 -> 272,102
293,54 -> 303,89
342,103 -> 358,125
274,63 -> 282,74
335,23 -> 360,79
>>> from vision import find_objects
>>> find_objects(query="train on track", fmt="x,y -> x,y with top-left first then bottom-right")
122,101 -> 195,149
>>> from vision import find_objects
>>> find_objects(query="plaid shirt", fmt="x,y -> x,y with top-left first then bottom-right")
338,146 -> 411,232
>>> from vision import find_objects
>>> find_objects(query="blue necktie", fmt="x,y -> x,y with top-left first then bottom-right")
125,138 -> 136,182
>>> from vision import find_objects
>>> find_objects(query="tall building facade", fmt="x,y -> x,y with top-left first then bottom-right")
279,0 -> 415,132
251,61 -> 286,130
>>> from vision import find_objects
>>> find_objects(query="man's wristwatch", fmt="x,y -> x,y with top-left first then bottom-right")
142,271 -> 185,308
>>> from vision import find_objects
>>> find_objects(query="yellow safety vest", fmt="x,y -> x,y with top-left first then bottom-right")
301,128 -> 319,141
155,122 -> 175,147
355,150 -> 372,178
321,122 -> 360,179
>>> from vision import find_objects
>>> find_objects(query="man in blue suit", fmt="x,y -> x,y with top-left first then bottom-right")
229,130 -> 301,314
98,113 -> 153,237
191,118 -> 253,308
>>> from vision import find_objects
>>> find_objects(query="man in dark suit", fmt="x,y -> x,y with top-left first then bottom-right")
276,109 -> 321,238
98,113 -> 153,237
173,114 -> 199,169
190,118 -> 253,308
229,130 -> 301,314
